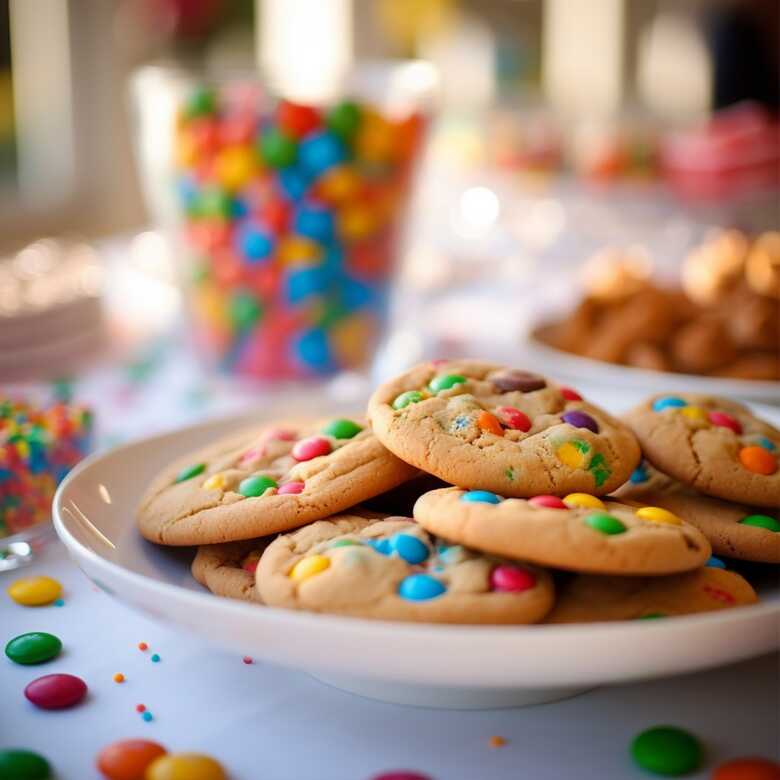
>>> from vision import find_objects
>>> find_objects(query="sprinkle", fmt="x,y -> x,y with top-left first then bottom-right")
142,711 -> 153,722
489,736 -> 507,748
150,654 -> 160,663
113,673 -> 125,683
53,598 -> 65,607
136,704 -> 146,712
242,656 -> 253,664
137,642 -> 148,651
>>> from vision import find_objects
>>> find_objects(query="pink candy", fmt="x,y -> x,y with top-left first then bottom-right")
278,481 -> 305,495
291,436 -> 332,461
708,410 -> 742,434
528,495 -> 567,509
496,406 -> 532,432
490,565 -> 536,593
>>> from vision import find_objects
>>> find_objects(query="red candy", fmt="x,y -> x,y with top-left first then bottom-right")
278,101 -> 321,138
278,481 -> 305,495
560,387 -> 582,401
712,757 -> 780,780
25,673 -> 87,709
496,406 -> 532,432
370,774 -> 432,780
96,738 -> 167,780
291,436 -> 332,461
708,410 -> 743,434
490,564 -> 536,592
528,495 -> 567,509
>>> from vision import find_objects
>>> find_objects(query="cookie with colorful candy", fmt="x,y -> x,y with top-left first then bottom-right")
191,540 -> 267,603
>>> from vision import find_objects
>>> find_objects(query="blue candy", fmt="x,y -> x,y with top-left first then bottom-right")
294,328 -> 333,373
367,538 -> 392,555
398,574 -> 446,601
391,534 -> 429,564
339,276 -> 375,311
299,131 -> 346,176
754,436 -> 776,452
286,266 -> 329,304
237,223 -> 274,262
705,556 -> 726,569
460,490 -> 502,504
231,198 -> 249,218
629,464 -> 649,484
294,205 -> 335,242
652,397 -> 688,412
279,167 -> 310,201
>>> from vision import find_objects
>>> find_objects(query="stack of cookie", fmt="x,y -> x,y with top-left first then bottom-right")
138,361 -> 778,625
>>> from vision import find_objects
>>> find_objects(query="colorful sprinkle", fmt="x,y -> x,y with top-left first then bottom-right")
490,565 -> 536,592
151,654 -> 160,663
398,574 -> 446,601
496,406 -> 531,432
290,554 -> 330,582
113,673 -> 125,683
652,396 -> 688,412
428,374 -> 466,393
488,736 -> 507,748
392,391 -> 423,410
175,463 -> 205,483
584,512 -> 626,535
754,436 -> 776,452
391,534 -> 429,564
461,490 -> 502,504
142,711 -> 154,722
138,642 -> 148,651
5,631 -> 62,665
291,435 -> 332,461
238,474 -> 278,497
321,418 -> 363,439
136,704 -> 146,712
7,576 -> 62,607
477,410 -> 504,436
636,506 -> 682,526
739,446 -> 777,475
330,538 -> 360,548
242,656 -> 253,664
708,410 -> 742,433
561,410 -> 599,433
528,495 -> 567,509
630,726 -> 702,776
53,598 -> 65,607
739,514 -> 780,532
563,493 -> 605,509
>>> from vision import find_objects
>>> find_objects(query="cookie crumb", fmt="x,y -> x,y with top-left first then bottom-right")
488,736 -> 507,748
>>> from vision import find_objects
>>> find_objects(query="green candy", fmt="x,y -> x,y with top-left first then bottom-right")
429,374 -> 466,393
630,726 -> 702,776
259,128 -> 297,168
330,539 -> 360,548
198,188 -> 232,219
239,475 -> 278,498
326,100 -> 362,140
175,463 -> 206,483
5,632 -> 62,665
392,391 -> 424,410
322,419 -> 363,439
184,87 -> 216,118
637,613 -> 666,620
584,512 -> 626,535
739,514 -> 780,532
0,749 -> 51,780
230,292 -> 262,331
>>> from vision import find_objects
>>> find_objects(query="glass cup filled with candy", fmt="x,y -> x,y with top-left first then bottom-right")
0,397 -> 93,570
134,62 -> 436,381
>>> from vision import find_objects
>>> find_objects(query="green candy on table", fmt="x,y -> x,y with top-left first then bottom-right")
0,749 -> 51,780
5,632 -> 62,665
630,726 -> 702,776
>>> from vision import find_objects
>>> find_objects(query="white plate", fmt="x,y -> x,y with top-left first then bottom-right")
524,336 -> 780,406
53,403 -> 780,709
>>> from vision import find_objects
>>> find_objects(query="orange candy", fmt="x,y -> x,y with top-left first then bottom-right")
712,757 -> 780,780
739,446 -> 777,475
96,739 -> 167,780
477,411 -> 504,437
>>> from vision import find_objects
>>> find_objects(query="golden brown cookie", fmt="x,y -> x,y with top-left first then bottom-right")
615,463 -> 780,563
368,360 -> 640,496
545,566 -> 758,624
138,416 -> 418,545
624,394 -> 779,507
257,514 -> 554,624
413,486 -> 711,575
191,541 -> 266,603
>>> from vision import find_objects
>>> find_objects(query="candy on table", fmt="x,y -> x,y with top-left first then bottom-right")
0,749 -> 51,780
711,757 -> 780,780
24,673 -> 87,710
145,752 -> 227,780
0,397 -> 92,539
174,85 -> 426,379
5,631 -> 62,665
7,576 -> 63,606
96,739 -> 167,780
630,725 -> 702,776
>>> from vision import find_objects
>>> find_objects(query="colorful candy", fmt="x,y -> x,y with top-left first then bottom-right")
563,493 -> 605,510
398,573 -> 446,601
238,475 -> 277,497
706,556 -> 727,569
630,725 -> 702,776
429,374 -> 466,393
0,749 -> 51,780
636,507 -> 682,526
652,397 -> 687,412
322,419 -> 363,439
291,436 -> 331,461
24,673 -> 87,709
739,446 -> 777,475
585,512 -> 626,535
708,411 -> 742,434
490,565 -> 535,592
96,739 -> 167,780
529,495 -> 567,509
392,391 -> 423,410
711,757 -> 780,780
145,753 -> 227,780
290,554 -> 330,582
496,406 -> 531,432
390,534 -> 429,564
461,490 -> 502,504
561,410 -> 599,433
739,514 -> 780,532
492,370 -> 546,393
175,463 -> 205,483
477,410 -> 504,436
560,387 -> 582,401
278,481 -> 305,495
5,632 -> 62,665
7,576 -> 62,607
0,397 -> 92,539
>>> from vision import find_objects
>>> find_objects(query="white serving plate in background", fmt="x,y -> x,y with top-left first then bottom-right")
53,400 -> 780,709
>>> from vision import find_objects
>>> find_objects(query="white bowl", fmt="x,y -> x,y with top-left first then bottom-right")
53,404 -> 780,709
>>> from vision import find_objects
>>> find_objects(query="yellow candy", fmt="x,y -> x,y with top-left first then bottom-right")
203,473 -> 228,491
636,506 -> 682,525
146,753 -> 227,780
355,112 -> 396,163
556,442 -> 588,469
318,165 -> 361,202
7,576 -> 62,606
175,131 -> 199,169
563,493 -> 605,509
278,236 -> 322,266
680,406 -> 707,422
289,554 -> 330,582
213,146 -> 257,192
330,312 -> 378,368
338,204 -> 378,241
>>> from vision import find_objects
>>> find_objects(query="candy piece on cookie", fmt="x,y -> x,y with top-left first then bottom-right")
413,486 -> 711,575
257,514 -> 554,624
545,566 -> 758,623
624,394 -> 779,507
368,360 -> 640,496
138,417 -> 418,545
191,540 -> 269,602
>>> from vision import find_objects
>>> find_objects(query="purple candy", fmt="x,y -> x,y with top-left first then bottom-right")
562,410 -> 599,433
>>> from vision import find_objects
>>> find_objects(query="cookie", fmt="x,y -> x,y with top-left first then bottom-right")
623,394 -> 779,507
191,541 -> 266,603
368,360 -> 640,496
413,486 -> 711,575
257,513 -> 554,624
138,417 -> 418,545
615,462 -> 780,563
545,566 -> 758,624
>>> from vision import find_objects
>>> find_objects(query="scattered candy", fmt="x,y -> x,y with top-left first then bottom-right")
242,656 -> 253,664
142,712 -> 154,722
477,410 -> 504,436
137,642 -> 148,651
7,576 -> 62,607
563,494 -> 605,510
739,447 -> 777,475
145,752 -> 227,780
5,631 -> 62,665
24,673 -> 87,709
113,673 -> 125,683
708,411 -> 742,434
290,554 -> 330,582
711,757 -> 780,780
739,514 -> 780,532
393,391 -> 423,410
652,397 -> 688,412
460,490 -> 502,504
53,599 -> 64,607
136,704 -> 146,713
630,725 -> 702,776
322,419 -> 363,439
561,410 -> 599,433
529,495 -> 567,509
488,736 -> 507,748
398,574 -> 446,601
0,749 -> 51,780
391,534 -> 429,565
238,475 -> 277,497
492,370 -> 546,393
291,436 -> 332,461
636,507 -> 683,526
490,565 -> 535,592
174,463 -> 205,483
96,739 -> 167,780
496,406 -> 531,432
585,512 -> 626,535
151,654 -> 161,663
429,374 -> 466,393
